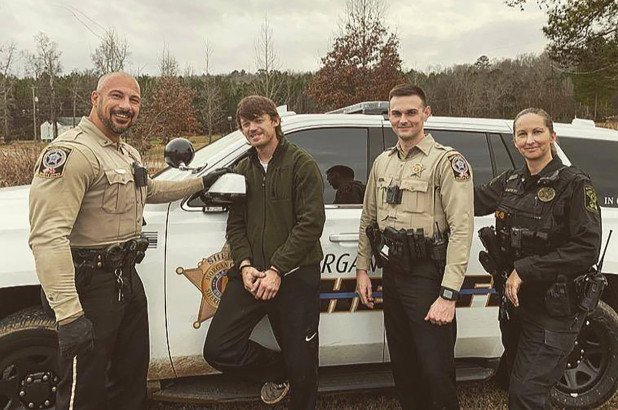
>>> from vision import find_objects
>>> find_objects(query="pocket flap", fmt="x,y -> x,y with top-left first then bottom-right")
104,169 -> 134,185
377,176 -> 392,188
400,179 -> 429,192
544,329 -> 577,352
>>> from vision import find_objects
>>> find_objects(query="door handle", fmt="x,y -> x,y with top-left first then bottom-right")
329,233 -> 359,243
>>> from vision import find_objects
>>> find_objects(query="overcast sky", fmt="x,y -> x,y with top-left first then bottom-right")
0,0 -> 548,76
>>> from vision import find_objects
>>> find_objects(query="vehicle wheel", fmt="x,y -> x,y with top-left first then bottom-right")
551,301 -> 618,409
0,307 -> 58,410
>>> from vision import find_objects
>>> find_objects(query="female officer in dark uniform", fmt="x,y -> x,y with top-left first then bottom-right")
475,108 -> 602,409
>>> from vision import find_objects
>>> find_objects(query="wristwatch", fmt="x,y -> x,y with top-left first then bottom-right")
439,286 -> 459,301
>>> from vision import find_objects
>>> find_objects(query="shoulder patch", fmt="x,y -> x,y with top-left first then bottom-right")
584,185 -> 600,214
37,146 -> 73,178
448,154 -> 471,182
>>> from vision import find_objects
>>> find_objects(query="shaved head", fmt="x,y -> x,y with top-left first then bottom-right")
89,72 -> 141,141
96,72 -> 140,94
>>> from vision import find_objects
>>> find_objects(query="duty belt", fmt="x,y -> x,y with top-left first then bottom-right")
71,236 -> 149,301
366,223 -> 448,272
71,237 -> 149,270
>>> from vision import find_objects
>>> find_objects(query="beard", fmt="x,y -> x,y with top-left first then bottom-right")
97,104 -> 134,135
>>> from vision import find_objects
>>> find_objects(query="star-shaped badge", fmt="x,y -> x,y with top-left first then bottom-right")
176,244 -> 233,329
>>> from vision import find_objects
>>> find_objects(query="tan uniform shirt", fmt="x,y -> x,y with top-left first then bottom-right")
29,117 -> 204,323
357,133 -> 474,291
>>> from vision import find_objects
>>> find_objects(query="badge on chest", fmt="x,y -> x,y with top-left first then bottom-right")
410,163 -> 424,177
537,186 -> 556,202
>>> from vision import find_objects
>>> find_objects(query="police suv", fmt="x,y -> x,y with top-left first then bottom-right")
1,102 -> 617,409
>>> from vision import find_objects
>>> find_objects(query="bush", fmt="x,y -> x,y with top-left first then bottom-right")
0,143 -> 45,187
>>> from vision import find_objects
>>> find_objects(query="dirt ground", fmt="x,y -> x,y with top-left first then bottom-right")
148,378 -> 618,409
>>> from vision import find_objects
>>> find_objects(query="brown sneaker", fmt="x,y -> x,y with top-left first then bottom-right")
260,381 -> 290,405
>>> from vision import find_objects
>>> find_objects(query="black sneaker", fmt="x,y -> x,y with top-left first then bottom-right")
260,381 -> 290,405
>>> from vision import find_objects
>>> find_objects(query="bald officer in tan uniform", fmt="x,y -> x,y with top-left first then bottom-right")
29,72 -> 213,410
356,85 -> 473,409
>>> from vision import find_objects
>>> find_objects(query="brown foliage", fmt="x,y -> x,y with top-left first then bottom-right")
308,1 -> 405,111
0,142 -> 45,187
133,76 -> 201,148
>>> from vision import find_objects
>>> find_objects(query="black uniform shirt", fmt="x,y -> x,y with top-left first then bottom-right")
475,157 -> 602,311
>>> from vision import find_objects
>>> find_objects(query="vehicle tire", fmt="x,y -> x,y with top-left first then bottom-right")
551,301 -> 618,409
0,306 -> 58,410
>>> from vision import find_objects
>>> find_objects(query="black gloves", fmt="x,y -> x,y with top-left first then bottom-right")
58,315 -> 95,359
202,167 -> 232,190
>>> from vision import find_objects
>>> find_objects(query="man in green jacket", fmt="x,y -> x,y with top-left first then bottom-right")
204,95 -> 325,409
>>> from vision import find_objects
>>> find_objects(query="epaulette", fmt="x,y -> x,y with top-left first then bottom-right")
538,166 -> 567,185
562,165 -> 592,182
435,142 -> 453,151
506,172 -> 520,182
54,127 -> 83,142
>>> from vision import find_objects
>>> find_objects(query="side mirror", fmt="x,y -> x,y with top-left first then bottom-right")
201,173 -> 247,205
164,138 -> 195,169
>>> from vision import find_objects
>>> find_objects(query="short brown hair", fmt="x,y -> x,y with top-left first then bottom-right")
388,84 -> 427,106
236,95 -> 284,139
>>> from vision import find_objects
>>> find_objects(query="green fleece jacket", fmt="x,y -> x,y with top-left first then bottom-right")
226,137 -> 325,273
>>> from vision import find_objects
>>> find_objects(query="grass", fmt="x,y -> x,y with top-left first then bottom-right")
0,134 -> 221,187
0,142 -> 46,187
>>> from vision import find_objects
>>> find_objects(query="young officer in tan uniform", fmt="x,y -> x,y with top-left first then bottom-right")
356,85 -> 474,409
29,72 -> 221,410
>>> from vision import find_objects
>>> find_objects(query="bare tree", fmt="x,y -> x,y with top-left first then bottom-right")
91,28 -> 129,74
253,15 -> 283,101
67,70 -> 96,127
159,44 -> 178,77
27,32 -> 62,140
183,63 -> 195,78
201,41 -> 224,141
0,41 -> 17,143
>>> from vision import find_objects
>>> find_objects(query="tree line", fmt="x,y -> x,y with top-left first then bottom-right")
0,0 -> 615,146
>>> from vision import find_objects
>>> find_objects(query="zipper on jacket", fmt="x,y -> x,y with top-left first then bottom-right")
261,173 -> 267,267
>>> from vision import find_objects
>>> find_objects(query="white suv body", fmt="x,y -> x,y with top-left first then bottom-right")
0,108 -> 616,408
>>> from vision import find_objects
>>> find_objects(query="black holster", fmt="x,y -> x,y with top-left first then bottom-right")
428,232 -> 448,274
366,222 -> 384,268
381,227 -> 410,271
478,226 -> 514,320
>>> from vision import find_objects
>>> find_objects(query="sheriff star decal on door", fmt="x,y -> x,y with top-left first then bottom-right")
176,245 -> 233,328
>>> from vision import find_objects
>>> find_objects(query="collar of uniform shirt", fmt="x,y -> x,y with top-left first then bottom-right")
522,155 -> 564,180
79,116 -> 120,148
390,133 -> 435,159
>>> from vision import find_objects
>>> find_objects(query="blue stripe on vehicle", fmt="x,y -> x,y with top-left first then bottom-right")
319,288 -> 496,299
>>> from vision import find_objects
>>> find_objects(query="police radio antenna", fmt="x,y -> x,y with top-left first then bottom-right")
597,230 -> 613,273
